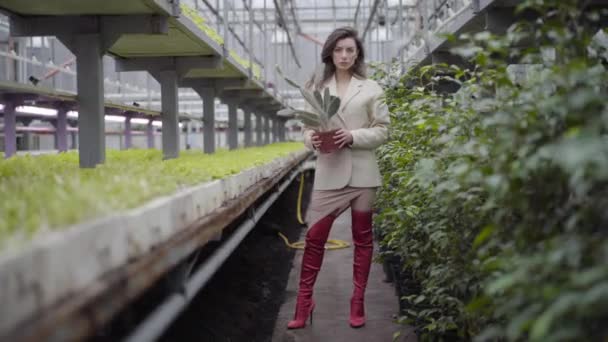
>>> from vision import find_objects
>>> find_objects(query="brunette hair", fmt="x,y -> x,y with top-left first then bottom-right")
306,27 -> 366,90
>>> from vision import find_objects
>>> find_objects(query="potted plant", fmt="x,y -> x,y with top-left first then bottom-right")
276,65 -> 341,153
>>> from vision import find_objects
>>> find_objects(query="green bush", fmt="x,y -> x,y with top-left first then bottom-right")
0,142 -> 304,251
373,1 -> 608,340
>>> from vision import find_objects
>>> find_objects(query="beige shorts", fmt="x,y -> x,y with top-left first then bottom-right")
305,187 -> 377,227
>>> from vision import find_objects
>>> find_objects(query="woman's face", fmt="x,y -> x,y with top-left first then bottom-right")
332,37 -> 358,72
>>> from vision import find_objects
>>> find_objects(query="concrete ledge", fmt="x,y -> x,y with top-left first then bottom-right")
0,149 -> 308,336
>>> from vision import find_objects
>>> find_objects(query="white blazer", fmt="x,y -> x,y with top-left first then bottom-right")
303,74 -> 390,190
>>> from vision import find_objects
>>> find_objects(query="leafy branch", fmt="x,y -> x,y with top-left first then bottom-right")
275,65 -> 340,131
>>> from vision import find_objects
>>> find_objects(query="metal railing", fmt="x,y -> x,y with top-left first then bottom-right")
0,0 -> 294,115
389,0 -> 474,65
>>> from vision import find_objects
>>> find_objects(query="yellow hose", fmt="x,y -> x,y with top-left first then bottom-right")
296,172 -> 305,225
279,172 -> 350,250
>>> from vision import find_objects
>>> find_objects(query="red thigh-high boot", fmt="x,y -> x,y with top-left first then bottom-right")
350,210 -> 374,328
287,214 -> 336,329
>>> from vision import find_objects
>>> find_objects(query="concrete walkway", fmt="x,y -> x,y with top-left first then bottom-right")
272,209 -> 417,342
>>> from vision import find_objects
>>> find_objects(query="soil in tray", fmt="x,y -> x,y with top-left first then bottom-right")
159,171 -> 313,342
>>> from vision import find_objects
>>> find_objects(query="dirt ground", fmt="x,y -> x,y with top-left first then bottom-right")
158,172 -> 313,342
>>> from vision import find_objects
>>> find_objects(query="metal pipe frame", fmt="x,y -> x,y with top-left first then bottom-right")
159,70 -> 180,159
256,112 -> 263,146
264,113 -> 270,144
196,87 -> 217,154
243,107 -> 253,147
226,101 -> 238,150
362,0 -> 381,42
124,112 -> 133,149
147,118 -> 155,148
56,105 -> 69,152
2,100 -> 17,158
272,0 -> 302,68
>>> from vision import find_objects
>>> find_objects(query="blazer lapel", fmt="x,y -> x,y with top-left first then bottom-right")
327,74 -> 337,97
338,76 -> 363,114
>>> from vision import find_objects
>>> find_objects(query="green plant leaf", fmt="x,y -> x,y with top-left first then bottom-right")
300,88 -> 325,118
277,108 -> 296,117
275,64 -> 300,89
473,225 -> 494,249
314,90 -> 324,112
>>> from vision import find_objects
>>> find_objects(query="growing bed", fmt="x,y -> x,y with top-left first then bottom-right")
0,142 -> 308,338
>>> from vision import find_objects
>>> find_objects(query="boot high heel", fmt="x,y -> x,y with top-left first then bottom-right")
286,215 -> 336,330
349,298 -> 365,328
287,299 -> 315,329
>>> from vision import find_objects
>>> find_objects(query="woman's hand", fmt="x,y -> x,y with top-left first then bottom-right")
334,129 -> 353,148
310,132 -> 322,150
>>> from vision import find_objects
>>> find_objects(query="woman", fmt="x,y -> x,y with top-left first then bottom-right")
288,27 -> 390,330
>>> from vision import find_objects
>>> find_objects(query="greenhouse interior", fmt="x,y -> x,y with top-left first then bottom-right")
1,0 -> 607,341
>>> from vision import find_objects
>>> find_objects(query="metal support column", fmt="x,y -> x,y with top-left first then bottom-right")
199,88 -> 216,154
184,121 -> 190,149
15,38 -> 27,83
124,113 -> 132,149
273,118 -> 279,142
275,117 -> 280,142
71,129 -> 78,150
22,120 -> 31,151
52,120 -> 58,150
278,119 -> 285,141
75,34 -> 105,167
283,120 -> 287,141
147,118 -> 155,149
160,70 -> 179,159
56,105 -> 68,152
256,112 -> 263,146
270,117 -> 275,142
3,100 -> 16,158
264,114 -> 270,145
244,107 -> 252,147
227,101 -> 238,150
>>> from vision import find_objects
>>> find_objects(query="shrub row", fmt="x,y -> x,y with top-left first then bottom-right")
373,1 -> 608,340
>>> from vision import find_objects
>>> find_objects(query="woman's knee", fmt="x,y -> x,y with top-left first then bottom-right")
305,216 -> 334,241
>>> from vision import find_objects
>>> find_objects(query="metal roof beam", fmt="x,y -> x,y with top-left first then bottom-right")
272,0 -> 302,68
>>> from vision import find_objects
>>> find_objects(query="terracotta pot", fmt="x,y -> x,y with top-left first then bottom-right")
314,129 -> 340,154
